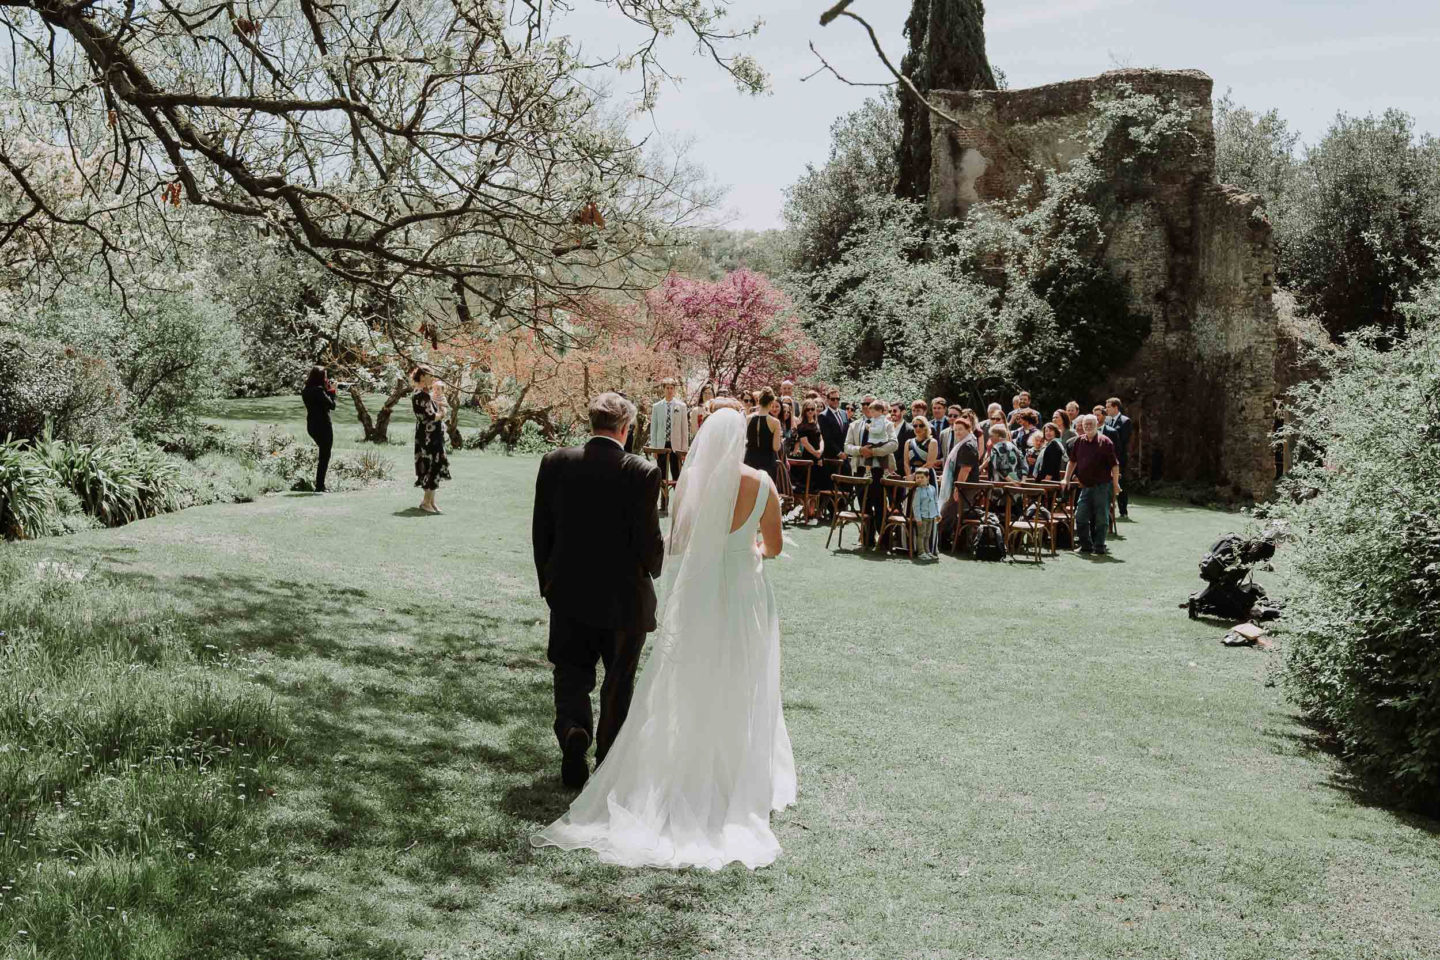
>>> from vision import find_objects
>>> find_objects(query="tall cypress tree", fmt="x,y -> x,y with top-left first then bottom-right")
896,0 -> 998,201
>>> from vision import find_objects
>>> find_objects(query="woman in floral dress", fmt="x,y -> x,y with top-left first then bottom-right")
411,365 -> 451,513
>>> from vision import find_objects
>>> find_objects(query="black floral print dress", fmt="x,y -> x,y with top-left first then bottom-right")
412,390 -> 451,491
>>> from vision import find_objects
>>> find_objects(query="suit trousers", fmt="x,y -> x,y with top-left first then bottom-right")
862,465 -> 886,548
306,423 -> 332,492
547,612 -> 647,764
657,442 -> 681,484
1116,460 -> 1130,515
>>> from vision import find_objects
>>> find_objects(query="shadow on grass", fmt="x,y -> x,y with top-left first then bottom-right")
107,564 -> 731,958
1263,710 -> 1440,836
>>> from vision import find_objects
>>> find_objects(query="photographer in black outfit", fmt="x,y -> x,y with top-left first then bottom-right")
301,365 -> 337,492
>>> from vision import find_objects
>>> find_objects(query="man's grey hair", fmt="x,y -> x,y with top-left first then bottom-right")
589,392 -> 636,433
1078,413 -> 1098,432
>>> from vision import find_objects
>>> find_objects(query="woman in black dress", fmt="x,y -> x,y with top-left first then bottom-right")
790,399 -> 826,519
411,365 -> 451,513
301,365 -> 337,492
743,387 -> 782,482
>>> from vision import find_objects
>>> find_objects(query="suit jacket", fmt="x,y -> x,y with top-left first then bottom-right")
819,406 -> 848,464
937,426 -> 955,462
533,437 -> 664,633
892,420 -> 915,474
845,417 -> 899,472
1103,414 -> 1134,465
649,398 -> 689,452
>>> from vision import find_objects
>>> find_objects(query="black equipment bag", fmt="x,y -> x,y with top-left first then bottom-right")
972,523 -> 1006,561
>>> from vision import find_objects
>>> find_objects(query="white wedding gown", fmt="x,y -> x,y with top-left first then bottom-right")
532,409 -> 796,870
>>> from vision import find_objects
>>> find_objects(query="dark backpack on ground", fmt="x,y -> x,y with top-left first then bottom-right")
972,522 -> 1006,561
1199,534 -> 1246,583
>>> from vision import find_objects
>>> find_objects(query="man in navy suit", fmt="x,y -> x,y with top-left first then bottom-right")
1103,397 -> 1134,517
818,386 -> 849,480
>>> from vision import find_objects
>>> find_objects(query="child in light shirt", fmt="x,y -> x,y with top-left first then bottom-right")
912,466 -> 940,560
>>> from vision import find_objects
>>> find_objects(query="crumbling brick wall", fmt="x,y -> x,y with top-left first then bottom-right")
929,69 -> 1278,499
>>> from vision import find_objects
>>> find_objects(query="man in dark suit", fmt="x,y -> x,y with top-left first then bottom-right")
1103,396 -> 1134,517
818,386 -> 849,480
532,392 -> 664,789
888,401 -> 914,476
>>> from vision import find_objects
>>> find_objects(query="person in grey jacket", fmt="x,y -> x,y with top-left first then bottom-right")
844,398 -> 898,550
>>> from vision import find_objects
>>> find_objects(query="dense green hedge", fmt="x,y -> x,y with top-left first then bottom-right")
1267,279 -> 1440,811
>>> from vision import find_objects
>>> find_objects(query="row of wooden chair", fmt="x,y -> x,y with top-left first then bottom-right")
641,447 -> 1117,560
823,472 -> 1117,562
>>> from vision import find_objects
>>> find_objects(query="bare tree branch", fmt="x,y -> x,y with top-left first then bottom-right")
816,1 -> 962,127
0,0 -> 761,343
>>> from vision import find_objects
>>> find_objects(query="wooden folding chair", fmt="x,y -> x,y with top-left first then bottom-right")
1042,483 -> 1077,552
951,481 -> 995,556
879,477 -> 920,558
785,459 -> 822,523
642,446 -> 685,511
1001,485 -> 1048,563
1010,481 -> 1059,555
818,458 -> 846,521
826,473 -> 872,550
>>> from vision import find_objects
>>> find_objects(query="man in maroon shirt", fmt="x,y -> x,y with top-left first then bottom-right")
1062,414 -> 1121,555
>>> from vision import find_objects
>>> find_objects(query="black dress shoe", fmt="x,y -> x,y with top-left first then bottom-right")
561,727 -> 590,789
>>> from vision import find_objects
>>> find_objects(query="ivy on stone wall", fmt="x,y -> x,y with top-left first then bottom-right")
793,85 -> 1191,406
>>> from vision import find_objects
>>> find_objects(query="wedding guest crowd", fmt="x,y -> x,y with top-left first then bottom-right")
652,378 -> 1133,559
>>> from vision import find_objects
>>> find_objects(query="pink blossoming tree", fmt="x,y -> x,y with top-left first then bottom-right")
647,270 -> 819,399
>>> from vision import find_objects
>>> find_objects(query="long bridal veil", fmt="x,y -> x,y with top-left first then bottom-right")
532,408 -> 796,869
655,407 -> 746,659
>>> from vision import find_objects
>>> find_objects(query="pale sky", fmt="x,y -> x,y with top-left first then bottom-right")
561,1 -> 1440,230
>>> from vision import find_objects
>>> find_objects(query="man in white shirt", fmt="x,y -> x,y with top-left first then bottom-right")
844,398 -> 898,549
648,379 -> 689,484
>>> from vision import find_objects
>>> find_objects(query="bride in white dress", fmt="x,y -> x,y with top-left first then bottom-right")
531,406 -> 797,870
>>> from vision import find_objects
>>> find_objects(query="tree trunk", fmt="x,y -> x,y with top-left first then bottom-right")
897,0 -> 998,203
444,382 -> 465,449
351,377 -> 409,443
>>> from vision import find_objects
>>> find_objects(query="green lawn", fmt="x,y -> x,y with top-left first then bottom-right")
6,397 -> 1439,959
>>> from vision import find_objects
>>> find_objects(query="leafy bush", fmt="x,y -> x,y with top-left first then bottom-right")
8,423 -> 393,541
151,421 -> 251,462
1266,278 -> 1440,810
21,278 -> 246,437
270,443 -> 395,491
47,487 -> 102,536
0,436 -> 57,539
244,424 -> 299,463
31,436 -> 180,527
467,419 -> 565,456
0,329 -> 129,444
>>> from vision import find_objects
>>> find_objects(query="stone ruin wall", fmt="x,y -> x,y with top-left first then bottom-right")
928,69 -> 1278,499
